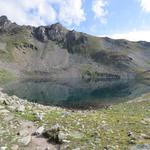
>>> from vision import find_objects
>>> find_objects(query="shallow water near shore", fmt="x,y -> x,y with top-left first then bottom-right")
1,79 -> 150,109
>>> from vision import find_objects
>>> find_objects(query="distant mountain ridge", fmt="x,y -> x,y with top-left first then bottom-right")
0,15 -> 150,83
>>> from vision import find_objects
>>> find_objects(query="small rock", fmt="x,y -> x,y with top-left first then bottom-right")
140,133 -> 150,139
12,95 -> 19,100
3,114 -> 14,122
49,124 -> 60,132
0,105 -> 5,109
7,105 -> 17,111
36,112 -> 44,121
61,144 -> 70,149
72,148 -> 80,150
69,131 -> 84,139
11,145 -> 19,150
104,147 -> 109,150
140,120 -> 147,125
143,118 -> 150,123
61,111 -> 70,117
0,147 -> 7,150
3,99 -> 10,105
43,124 -> 64,143
128,131 -> 136,140
128,131 -> 133,137
58,131 -> 67,142
102,120 -> 106,124
0,109 -> 10,114
18,135 -> 31,146
16,105 -> 25,112
17,129 -> 29,137
34,126 -> 45,135
130,144 -> 150,150
128,139 -> 136,145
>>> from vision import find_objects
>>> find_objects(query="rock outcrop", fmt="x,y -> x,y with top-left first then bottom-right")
0,15 -> 150,82
0,16 -> 18,32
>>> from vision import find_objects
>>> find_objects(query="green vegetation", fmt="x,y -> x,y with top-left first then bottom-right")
139,71 -> 150,80
0,69 -> 15,84
136,71 -> 150,85
80,64 -> 120,81
0,27 -> 31,61
16,93 -> 150,150
80,64 -> 95,80
80,64 -> 102,81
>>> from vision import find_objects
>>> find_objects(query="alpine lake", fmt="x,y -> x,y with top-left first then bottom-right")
1,78 -> 150,109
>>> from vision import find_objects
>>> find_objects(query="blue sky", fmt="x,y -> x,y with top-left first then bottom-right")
0,0 -> 150,41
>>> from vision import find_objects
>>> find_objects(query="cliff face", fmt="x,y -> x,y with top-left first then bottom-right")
0,15 -> 150,82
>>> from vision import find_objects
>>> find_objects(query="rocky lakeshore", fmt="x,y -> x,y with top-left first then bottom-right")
0,91 -> 150,150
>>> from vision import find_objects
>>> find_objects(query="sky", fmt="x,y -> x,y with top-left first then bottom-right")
0,0 -> 150,41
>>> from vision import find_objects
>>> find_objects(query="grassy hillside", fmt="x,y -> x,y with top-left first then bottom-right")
0,69 -> 15,84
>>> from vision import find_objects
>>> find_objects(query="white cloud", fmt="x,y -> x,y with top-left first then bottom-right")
0,0 -> 85,26
109,29 -> 150,42
58,0 -> 86,26
92,0 -> 108,24
0,0 -> 56,26
139,0 -> 150,13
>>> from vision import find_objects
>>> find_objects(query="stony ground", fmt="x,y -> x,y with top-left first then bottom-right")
0,91 -> 150,150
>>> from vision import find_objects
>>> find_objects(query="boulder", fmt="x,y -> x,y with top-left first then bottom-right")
17,129 -> 29,137
0,147 -> 7,150
16,105 -> 25,112
43,124 -> 66,144
34,126 -> 45,135
34,26 -> 47,41
11,145 -> 19,150
36,112 -> 44,121
130,144 -> 150,150
18,135 -> 31,146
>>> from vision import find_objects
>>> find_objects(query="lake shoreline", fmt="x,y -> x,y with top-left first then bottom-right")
1,78 -> 150,110
0,90 -> 150,149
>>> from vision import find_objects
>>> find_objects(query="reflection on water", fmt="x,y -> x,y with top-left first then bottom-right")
1,79 -> 150,109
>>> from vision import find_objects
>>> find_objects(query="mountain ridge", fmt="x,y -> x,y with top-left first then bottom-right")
1,15 -> 150,43
0,15 -> 150,84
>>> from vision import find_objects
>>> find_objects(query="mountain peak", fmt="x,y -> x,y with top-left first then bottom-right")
0,15 -> 10,25
0,15 -> 8,20
50,22 -> 68,32
33,22 -> 68,42
0,15 -> 12,30
51,22 -> 63,27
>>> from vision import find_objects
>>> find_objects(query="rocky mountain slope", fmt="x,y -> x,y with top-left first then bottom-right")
0,15 -> 150,82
